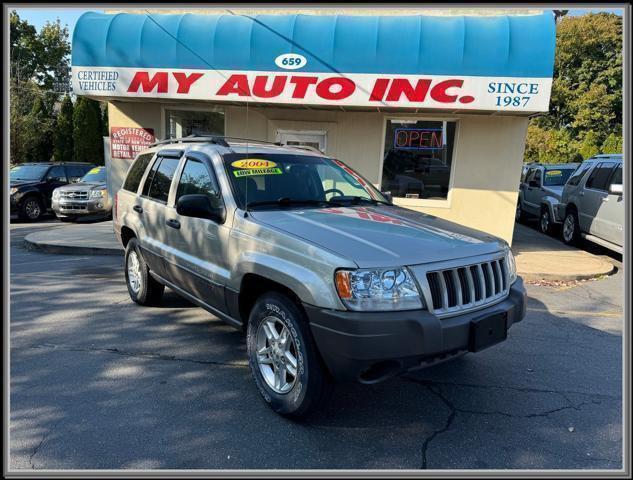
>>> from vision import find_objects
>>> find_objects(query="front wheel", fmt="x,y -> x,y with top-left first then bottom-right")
20,197 -> 43,221
562,210 -> 580,245
247,292 -> 333,418
539,208 -> 554,235
124,238 -> 164,306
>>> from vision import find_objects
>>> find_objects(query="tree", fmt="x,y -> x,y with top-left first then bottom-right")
73,97 -> 105,165
9,11 -> 71,164
601,132 -> 623,154
53,95 -> 74,162
525,13 -> 622,162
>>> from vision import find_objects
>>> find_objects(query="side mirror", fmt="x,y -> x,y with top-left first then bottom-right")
176,194 -> 225,223
609,184 -> 623,195
381,191 -> 393,204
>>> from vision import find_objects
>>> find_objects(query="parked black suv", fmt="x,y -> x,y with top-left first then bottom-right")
10,162 -> 96,221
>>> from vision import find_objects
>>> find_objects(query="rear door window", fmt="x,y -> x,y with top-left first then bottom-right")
47,166 -> 67,182
123,153 -> 154,192
585,162 -> 616,192
142,156 -> 180,203
608,165 -> 622,188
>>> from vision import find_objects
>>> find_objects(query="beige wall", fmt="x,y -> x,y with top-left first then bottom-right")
105,100 -> 527,244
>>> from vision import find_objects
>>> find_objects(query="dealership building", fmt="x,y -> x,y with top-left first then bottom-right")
71,8 -> 555,243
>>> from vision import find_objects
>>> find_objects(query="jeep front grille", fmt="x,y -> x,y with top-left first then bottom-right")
425,257 -> 509,315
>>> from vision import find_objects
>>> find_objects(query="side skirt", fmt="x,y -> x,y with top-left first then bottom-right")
149,270 -> 244,331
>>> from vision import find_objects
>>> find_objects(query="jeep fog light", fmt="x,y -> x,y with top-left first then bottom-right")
335,267 -> 424,311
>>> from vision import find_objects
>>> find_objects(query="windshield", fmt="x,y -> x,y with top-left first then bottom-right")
543,167 -> 576,186
81,166 -> 107,183
223,153 -> 388,209
10,164 -> 49,181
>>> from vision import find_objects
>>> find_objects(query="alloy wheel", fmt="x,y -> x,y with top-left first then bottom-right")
127,251 -> 142,293
563,215 -> 575,242
25,199 -> 41,220
540,210 -> 550,233
256,316 -> 299,394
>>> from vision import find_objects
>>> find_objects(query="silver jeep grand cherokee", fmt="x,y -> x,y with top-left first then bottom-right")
114,136 -> 526,418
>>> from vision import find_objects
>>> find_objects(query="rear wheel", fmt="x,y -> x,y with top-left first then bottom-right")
515,200 -> 525,223
562,209 -> 580,245
124,238 -> 164,306
247,292 -> 333,418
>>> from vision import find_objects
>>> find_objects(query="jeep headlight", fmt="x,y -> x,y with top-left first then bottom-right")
52,189 -> 60,200
335,267 -> 425,311
90,189 -> 106,198
506,249 -> 517,284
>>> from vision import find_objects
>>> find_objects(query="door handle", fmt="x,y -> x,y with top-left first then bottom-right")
579,191 -> 584,197
166,219 -> 181,229
133,205 -> 143,213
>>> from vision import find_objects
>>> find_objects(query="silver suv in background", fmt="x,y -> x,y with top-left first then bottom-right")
516,163 -> 579,234
560,154 -> 623,254
52,166 -> 112,222
114,136 -> 526,418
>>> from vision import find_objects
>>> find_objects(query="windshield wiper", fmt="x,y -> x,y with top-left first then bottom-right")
328,196 -> 391,206
246,198 -> 333,211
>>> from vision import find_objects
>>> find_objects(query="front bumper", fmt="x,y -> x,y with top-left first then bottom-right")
52,198 -> 112,218
306,277 -> 527,383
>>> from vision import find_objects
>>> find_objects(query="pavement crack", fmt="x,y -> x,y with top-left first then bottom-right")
420,384 -> 456,469
28,343 -> 248,368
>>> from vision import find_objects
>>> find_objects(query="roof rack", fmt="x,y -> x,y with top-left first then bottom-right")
150,134 -> 230,148
283,144 -> 323,154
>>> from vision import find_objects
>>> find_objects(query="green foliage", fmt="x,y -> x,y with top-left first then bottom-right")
525,13 -> 622,163
53,95 -> 74,162
73,97 -> 105,165
601,132 -> 623,154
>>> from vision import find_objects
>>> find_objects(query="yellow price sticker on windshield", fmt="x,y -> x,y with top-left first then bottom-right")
88,167 -> 102,174
233,167 -> 282,178
231,159 -> 277,169
545,170 -> 562,176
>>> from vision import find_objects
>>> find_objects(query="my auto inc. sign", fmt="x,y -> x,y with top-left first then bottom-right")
73,67 -> 552,113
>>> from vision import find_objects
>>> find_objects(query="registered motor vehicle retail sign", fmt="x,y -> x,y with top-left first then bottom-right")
110,126 -> 155,159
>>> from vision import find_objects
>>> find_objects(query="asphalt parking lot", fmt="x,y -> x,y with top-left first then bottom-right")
9,221 -> 623,470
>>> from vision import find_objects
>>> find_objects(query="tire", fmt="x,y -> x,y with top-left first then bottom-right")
562,208 -> 580,246
247,291 -> 333,418
124,237 -> 164,306
539,207 -> 554,235
19,196 -> 43,221
515,200 -> 525,223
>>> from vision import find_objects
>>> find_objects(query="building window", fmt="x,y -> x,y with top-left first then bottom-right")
381,119 -> 457,200
165,108 -> 224,139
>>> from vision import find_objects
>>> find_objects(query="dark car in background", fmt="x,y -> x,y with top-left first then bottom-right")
10,162 -> 96,221
516,163 -> 579,234
52,166 -> 112,222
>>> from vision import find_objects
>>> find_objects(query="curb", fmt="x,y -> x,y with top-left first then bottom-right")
518,265 -> 617,283
24,236 -> 124,256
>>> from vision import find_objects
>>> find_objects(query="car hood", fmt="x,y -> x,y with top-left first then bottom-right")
56,181 -> 106,191
10,180 -> 41,188
249,204 -> 507,268
542,185 -> 564,199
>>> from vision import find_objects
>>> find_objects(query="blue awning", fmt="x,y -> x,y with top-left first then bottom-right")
72,11 -> 556,78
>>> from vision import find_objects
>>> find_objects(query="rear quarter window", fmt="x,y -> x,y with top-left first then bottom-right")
122,153 -> 154,193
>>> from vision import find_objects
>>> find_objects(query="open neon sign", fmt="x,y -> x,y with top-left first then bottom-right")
394,128 -> 444,150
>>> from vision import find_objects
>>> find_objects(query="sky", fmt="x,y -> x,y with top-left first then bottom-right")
13,6 -> 624,38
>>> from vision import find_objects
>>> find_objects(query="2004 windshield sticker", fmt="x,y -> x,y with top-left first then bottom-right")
231,159 -> 283,178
